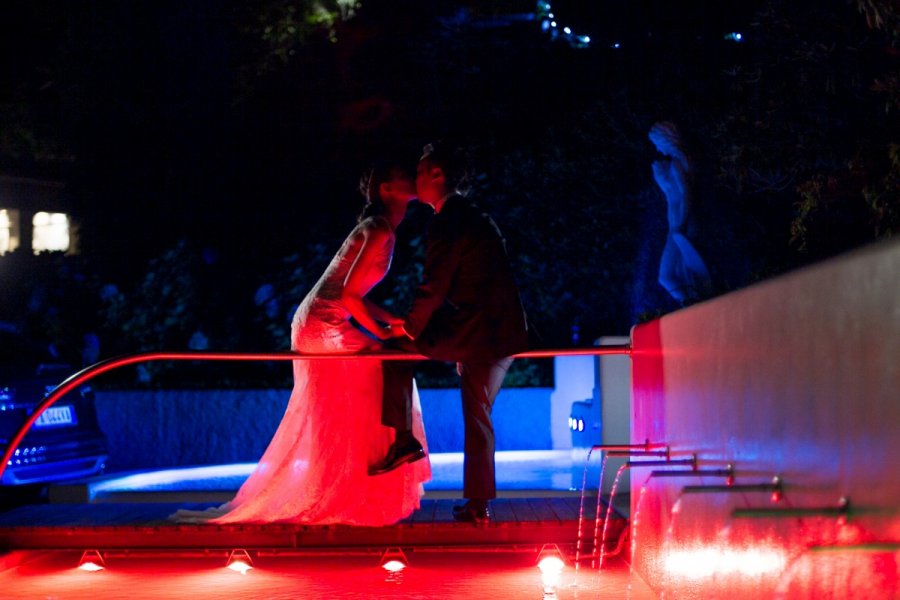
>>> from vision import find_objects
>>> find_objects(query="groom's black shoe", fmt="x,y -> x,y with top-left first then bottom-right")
368,436 -> 425,476
452,500 -> 491,526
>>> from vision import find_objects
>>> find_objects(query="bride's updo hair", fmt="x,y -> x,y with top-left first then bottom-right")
358,161 -> 411,222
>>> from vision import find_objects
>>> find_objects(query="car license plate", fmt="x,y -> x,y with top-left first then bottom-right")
34,405 -> 77,427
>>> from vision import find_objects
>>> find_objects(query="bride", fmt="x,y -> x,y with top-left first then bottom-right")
172,163 -> 430,525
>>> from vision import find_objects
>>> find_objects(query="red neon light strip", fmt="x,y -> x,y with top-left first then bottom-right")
0,345 -> 630,481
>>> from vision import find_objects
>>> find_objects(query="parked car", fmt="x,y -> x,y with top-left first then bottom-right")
0,330 -> 108,486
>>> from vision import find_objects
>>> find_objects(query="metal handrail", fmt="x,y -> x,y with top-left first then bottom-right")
0,345 -> 631,482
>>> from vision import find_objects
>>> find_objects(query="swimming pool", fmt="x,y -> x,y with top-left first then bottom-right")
88,449 -> 600,496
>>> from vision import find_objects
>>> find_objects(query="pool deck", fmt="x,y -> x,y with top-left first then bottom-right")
0,484 -> 641,598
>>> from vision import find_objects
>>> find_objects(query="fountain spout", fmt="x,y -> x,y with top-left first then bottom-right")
682,475 -> 784,502
627,455 -> 697,470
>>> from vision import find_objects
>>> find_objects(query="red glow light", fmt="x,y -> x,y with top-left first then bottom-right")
381,560 -> 406,573
226,561 -> 251,575
77,550 -> 105,572
536,546 -> 566,594
226,550 -> 253,575
537,556 -> 564,574
379,547 -> 409,578
664,547 -> 786,579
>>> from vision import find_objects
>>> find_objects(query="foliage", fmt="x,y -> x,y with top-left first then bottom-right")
4,1 -> 898,389
0,3 -> 75,165
99,242 -> 203,382
864,143 -> 900,239
2,252 -> 101,367
0,97 -> 73,163
856,0 -> 900,36
240,0 -> 898,346
703,1 -> 899,262
480,130 -> 639,345
252,241 -> 333,350
231,0 -> 361,88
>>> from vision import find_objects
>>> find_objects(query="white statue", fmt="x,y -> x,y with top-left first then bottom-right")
649,121 -> 712,304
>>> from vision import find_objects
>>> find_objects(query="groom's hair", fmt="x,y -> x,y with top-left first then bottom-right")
421,141 -> 470,196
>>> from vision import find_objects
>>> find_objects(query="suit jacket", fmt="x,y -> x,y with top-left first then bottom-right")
404,194 -> 529,362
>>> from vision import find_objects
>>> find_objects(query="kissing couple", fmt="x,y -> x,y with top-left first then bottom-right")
172,141 -> 528,526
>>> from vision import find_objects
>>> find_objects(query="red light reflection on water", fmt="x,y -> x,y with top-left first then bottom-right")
774,546 -> 900,599
664,546 -> 786,579
661,543 -> 900,598
0,550 -> 658,600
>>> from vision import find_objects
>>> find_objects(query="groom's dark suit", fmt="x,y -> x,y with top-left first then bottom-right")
383,193 -> 529,500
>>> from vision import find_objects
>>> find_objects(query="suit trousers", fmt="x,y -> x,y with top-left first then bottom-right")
382,346 -> 512,500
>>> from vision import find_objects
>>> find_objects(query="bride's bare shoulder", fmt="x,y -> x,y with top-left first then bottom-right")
357,215 -> 394,239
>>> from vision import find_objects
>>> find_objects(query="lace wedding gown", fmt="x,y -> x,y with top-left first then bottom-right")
172,216 -> 430,525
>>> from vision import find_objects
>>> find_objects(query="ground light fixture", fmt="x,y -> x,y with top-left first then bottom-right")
225,549 -> 253,574
379,547 -> 408,582
77,549 -> 105,572
536,544 -> 566,597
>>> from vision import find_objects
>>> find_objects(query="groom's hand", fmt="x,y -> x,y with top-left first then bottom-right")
386,322 -> 414,340
385,316 -> 406,328
380,324 -> 400,339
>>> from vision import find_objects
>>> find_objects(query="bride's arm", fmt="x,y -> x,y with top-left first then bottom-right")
341,226 -> 395,340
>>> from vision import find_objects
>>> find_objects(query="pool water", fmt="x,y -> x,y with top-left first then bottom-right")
90,450 -> 589,496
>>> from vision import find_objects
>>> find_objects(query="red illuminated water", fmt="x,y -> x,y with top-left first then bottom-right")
597,462 -> 629,571
630,476 -> 652,575
589,454 -> 610,568
573,447 -> 607,582
0,550 -> 658,599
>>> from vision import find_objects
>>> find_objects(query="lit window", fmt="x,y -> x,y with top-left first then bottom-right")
32,211 -> 70,254
0,209 -> 21,255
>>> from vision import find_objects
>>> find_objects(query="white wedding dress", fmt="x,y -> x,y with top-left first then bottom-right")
171,216 -> 430,525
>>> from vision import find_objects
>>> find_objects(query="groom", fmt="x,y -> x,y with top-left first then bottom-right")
369,141 -> 529,525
